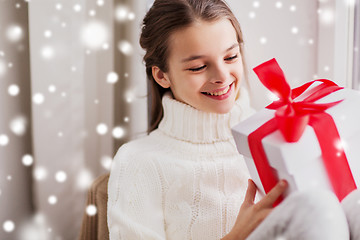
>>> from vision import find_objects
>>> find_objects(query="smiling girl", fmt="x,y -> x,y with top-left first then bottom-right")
107,0 -> 354,239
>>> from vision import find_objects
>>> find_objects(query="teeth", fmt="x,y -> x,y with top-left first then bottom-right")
206,85 -> 230,96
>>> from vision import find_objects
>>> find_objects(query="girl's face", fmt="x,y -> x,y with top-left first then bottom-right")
153,18 -> 243,114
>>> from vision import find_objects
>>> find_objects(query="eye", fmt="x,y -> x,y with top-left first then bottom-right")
225,54 -> 238,61
188,65 -> 206,72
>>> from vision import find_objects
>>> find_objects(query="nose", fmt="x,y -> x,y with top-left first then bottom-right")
209,63 -> 228,84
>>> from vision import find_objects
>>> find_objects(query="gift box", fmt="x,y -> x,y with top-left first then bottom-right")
232,58 -> 360,203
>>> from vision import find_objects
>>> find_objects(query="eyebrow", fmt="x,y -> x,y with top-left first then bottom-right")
181,43 -> 239,63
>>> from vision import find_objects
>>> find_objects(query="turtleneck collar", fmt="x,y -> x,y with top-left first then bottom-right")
158,89 -> 253,144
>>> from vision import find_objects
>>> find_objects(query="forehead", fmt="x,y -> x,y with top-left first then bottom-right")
167,19 -> 238,59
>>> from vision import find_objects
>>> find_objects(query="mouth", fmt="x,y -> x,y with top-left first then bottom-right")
201,82 -> 234,100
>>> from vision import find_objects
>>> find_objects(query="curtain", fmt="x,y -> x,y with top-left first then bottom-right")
1,0 -> 358,239
0,0 -> 148,239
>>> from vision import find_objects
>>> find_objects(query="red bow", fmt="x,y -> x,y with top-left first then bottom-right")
249,58 -> 356,204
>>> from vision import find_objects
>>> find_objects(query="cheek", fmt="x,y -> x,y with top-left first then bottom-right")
182,76 -> 205,92
232,63 -> 244,82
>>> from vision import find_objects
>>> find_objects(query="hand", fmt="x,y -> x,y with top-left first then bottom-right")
222,179 -> 288,240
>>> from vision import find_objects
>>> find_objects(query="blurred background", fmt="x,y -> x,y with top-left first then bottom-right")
0,0 -> 359,239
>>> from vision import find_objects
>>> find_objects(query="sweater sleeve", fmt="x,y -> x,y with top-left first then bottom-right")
107,144 -> 166,240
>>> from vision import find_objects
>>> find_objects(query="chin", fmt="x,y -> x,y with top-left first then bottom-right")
211,104 -> 234,114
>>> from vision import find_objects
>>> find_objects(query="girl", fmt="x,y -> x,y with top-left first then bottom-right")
107,0 -> 358,239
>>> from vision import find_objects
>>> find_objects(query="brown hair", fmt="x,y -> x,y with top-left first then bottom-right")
140,0 -> 247,132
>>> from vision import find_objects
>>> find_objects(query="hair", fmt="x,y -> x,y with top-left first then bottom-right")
140,0 -> 247,132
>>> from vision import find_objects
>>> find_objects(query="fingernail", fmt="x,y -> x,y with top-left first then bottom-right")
279,180 -> 287,187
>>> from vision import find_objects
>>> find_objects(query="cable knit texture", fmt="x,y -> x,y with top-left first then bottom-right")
107,89 -> 255,240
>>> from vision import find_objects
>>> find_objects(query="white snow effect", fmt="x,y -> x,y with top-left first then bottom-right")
96,123 -> 108,135
275,1 -> 283,9
118,40 -> 133,55
48,195 -> 58,205
260,37 -> 267,44
22,154 -> 34,166
86,205 -> 97,216
55,3 -> 62,10
89,10 -> 96,16
101,156 -> 112,170
81,21 -> 109,50
18,213 -> 49,240
0,134 -> 9,146
128,12 -> 135,21
48,85 -> 56,93
33,166 -> 48,181
76,169 -> 94,190
115,5 -> 130,22
44,30 -> 52,38
32,93 -> 45,105
291,27 -> 299,34
267,92 -> 279,102
125,90 -> 135,103
319,8 -> 335,25
107,71 -> 119,84
102,43 -> 109,50
3,220 -> 15,232
6,25 -> 23,42
10,115 -> 27,136
335,139 -> 349,152
41,46 -> 55,59
8,84 -> 20,96
249,11 -> 256,19
97,0 -> 105,6
73,4 -> 82,12
55,171 -> 67,183
112,126 -> 125,139
275,235 -> 287,240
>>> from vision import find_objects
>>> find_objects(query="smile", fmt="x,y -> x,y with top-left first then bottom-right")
203,85 -> 230,96
201,82 -> 234,100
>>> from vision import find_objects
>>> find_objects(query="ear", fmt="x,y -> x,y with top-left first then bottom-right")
152,66 -> 171,88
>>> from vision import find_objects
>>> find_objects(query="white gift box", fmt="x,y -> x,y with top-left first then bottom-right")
232,85 -> 360,199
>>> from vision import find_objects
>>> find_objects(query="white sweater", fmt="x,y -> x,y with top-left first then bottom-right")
107,90 -> 255,240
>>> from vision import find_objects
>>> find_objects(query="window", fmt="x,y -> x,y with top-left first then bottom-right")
334,0 -> 359,89
353,0 -> 360,89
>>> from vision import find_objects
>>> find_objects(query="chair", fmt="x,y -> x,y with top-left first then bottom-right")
78,173 -> 110,240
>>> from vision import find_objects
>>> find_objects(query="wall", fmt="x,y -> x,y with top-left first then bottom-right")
227,0 -> 336,109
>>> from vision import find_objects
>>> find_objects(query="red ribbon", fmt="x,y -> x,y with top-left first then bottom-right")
249,58 -> 356,205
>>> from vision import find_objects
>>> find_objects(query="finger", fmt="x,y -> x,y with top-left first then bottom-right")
258,180 -> 287,208
243,179 -> 257,206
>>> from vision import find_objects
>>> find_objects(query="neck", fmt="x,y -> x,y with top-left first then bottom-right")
157,91 -> 252,144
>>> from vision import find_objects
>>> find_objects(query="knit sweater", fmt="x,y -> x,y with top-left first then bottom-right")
107,89 -> 255,240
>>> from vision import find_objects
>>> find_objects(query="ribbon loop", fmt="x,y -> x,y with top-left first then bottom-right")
254,59 -> 343,142
253,58 -> 292,102
248,59 -> 357,203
